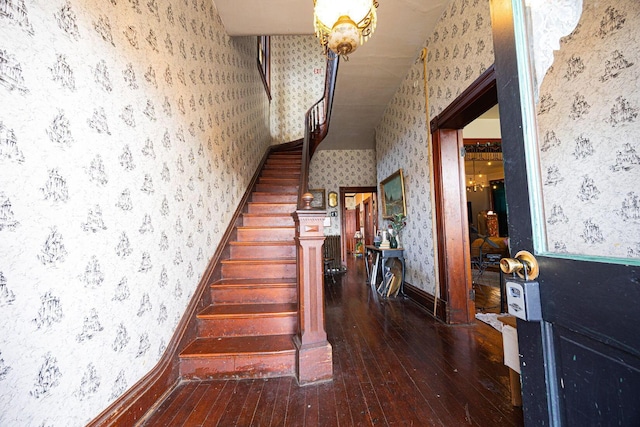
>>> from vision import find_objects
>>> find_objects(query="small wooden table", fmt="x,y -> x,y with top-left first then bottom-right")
365,245 -> 406,297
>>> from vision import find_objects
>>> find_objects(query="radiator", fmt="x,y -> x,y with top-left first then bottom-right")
323,235 -> 341,271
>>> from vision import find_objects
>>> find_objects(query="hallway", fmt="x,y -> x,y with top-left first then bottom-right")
142,257 -> 523,426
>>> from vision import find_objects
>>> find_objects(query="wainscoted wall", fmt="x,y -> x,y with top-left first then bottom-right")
270,35 -> 325,144
375,0 -> 495,294
536,0 -> 640,259
0,1 -> 270,425
309,149 -> 377,235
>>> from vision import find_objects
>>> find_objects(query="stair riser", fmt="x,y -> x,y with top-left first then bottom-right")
260,169 -> 300,178
197,316 -> 297,338
211,287 -> 297,305
247,203 -> 297,214
180,353 -> 295,380
222,263 -> 296,279
265,159 -> 301,166
251,193 -> 297,203
230,244 -> 296,259
258,178 -> 299,186
242,215 -> 295,227
255,184 -> 298,193
236,228 -> 294,242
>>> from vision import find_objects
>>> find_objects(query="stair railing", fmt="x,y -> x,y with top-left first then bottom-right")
298,51 -> 339,210
293,51 -> 338,385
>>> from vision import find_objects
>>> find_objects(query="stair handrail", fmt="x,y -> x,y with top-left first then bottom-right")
298,51 -> 339,210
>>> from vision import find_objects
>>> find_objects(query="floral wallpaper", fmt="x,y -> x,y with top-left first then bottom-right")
375,0 -> 494,294
0,0 -> 271,425
425,0 -> 495,117
270,35 -> 326,144
309,149 -> 377,235
536,0 -> 640,259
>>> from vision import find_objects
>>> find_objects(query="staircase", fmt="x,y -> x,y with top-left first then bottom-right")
179,148 -> 302,380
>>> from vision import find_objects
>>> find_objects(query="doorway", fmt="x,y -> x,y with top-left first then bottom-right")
339,187 -> 377,265
430,65 -> 500,324
463,109 -> 509,314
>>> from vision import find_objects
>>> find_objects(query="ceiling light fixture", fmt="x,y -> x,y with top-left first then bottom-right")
313,0 -> 378,60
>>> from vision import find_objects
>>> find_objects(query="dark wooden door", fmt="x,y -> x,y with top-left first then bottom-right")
345,210 -> 356,255
492,0 -> 640,424
363,197 -> 374,246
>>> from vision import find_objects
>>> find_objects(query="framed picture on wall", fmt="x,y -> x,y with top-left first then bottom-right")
309,188 -> 326,209
328,191 -> 338,207
380,169 -> 407,219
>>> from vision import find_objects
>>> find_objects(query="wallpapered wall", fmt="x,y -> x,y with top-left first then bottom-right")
309,150 -> 377,235
375,0 -> 495,293
0,0 -> 271,425
270,35 -> 325,144
536,0 -> 640,259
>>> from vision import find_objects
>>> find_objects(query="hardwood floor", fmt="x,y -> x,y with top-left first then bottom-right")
141,257 -> 523,426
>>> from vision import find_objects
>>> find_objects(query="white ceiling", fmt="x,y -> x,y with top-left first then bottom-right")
213,0 -> 449,150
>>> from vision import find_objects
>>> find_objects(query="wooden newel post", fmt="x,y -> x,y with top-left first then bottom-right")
293,210 -> 333,385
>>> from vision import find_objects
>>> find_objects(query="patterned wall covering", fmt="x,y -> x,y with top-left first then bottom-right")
0,0 -> 270,425
270,35 -> 325,144
309,150 -> 377,235
375,0 -> 494,294
425,0 -> 495,117
536,0 -> 640,259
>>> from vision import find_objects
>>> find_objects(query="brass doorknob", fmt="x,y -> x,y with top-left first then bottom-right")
500,250 -> 539,280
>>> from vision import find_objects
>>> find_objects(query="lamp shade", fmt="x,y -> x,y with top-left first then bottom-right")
313,0 -> 378,58
314,0 -> 374,28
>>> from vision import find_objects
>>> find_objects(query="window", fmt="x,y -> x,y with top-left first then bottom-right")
257,36 -> 271,100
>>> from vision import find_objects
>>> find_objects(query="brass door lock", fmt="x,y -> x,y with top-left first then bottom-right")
500,250 -> 539,281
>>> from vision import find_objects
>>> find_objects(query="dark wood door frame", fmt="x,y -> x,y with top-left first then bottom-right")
339,186 -> 377,265
430,66 -> 498,324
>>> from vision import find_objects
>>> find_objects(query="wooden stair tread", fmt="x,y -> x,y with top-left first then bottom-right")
199,303 -> 297,317
180,335 -> 296,358
237,226 -> 294,230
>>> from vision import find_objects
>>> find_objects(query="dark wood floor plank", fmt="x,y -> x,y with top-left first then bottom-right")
181,381 -> 226,426
249,377 -> 283,426
283,377 -> 306,427
143,257 -> 523,427
268,376 -> 294,427
303,385 -> 320,426
216,379 -> 253,426
236,379 -> 265,426
142,382 -> 199,426
201,381 -> 238,427
316,379 -> 339,427
169,382 -> 210,425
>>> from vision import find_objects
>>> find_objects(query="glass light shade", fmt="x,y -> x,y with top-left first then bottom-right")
327,16 -> 360,56
314,0 -> 373,28
313,0 -> 377,57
